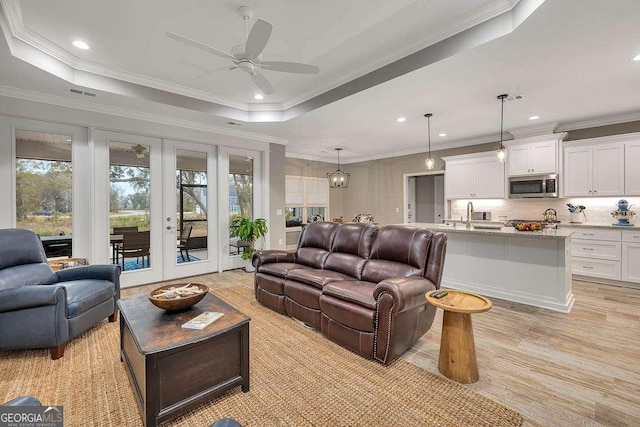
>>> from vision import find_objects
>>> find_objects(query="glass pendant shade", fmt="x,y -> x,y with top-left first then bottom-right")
425,157 -> 435,170
327,148 -> 350,188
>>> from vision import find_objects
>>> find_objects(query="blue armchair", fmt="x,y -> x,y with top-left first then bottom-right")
0,229 -> 121,360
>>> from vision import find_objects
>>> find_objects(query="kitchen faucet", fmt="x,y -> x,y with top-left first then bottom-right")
466,201 -> 474,229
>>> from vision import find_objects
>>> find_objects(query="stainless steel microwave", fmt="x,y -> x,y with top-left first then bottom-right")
508,174 -> 558,198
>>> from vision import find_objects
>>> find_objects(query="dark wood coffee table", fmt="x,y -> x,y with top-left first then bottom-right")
118,292 -> 250,427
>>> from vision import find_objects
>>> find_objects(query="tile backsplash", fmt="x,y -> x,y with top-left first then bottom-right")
449,197 -> 640,225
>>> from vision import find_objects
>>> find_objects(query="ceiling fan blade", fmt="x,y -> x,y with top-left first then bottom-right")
259,61 -> 320,74
192,66 -> 237,80
249,70 -> 275,95
245,19 -> 272,59
165,32 -> 236,61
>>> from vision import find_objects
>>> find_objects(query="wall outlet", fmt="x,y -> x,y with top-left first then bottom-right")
276,209 -> 282,216
278,238 -> 283,245
395,207 -> 400,213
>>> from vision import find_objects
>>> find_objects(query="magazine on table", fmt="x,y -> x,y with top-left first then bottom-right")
181,311 -> 224,330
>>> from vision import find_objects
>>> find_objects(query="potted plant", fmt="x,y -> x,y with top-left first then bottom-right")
231,217 -> 268,271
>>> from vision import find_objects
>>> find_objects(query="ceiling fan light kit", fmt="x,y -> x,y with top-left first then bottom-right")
327,148 -> 350,188
166,6 -> 319,96
496,93 -> 508,162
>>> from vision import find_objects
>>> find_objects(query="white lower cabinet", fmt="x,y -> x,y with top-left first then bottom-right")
567,227 -> 640,285
621,229 -> 640,283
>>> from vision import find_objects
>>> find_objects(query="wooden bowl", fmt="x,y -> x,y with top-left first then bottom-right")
148,283 -> 208,311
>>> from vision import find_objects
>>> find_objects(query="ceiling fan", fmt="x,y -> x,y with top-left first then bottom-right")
166,6 -> 320,96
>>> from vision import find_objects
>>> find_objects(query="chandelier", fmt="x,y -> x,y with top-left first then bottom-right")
327,148 -> 350,188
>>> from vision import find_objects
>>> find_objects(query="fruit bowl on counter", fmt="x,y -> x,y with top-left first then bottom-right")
512,221 -> 543,231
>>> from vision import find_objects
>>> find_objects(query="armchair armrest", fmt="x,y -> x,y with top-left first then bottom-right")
55,264 -> 120,284
252,250 -> 295,269
373,277 -> 436,313
0,285 -> 66,313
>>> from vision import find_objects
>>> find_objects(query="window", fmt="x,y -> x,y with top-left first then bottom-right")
285,176 -> 329,227
15,130 -> 73,258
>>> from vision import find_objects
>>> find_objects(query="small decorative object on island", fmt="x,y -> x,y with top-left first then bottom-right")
148,283 -> 209,311
611,199 -> 636,226
231,217 -> 269,272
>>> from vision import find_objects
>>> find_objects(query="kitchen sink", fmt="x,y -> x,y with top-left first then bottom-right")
471,221 -> 504,229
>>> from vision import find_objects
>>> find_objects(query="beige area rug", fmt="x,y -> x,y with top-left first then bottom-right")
0,286 -> 523,427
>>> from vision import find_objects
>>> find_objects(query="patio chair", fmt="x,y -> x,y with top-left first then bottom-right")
117,231 -> 150,270
178,225 -> 193,262
112,226 -> 138,263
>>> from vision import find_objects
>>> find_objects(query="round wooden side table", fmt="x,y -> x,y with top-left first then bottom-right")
425,289 -> 492,384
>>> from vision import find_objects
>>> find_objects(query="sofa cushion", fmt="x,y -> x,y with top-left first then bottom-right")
284,280 -> 323,310
287,268 -> 355,289
322,280 -> 377,310
62,280 -> 114,318
258,262 -> 306,279
319,294 -> 375,333
324,224 -> 377,279
295,222 -> 338,268
255,273 -> 286,295
362,225 -> 431,283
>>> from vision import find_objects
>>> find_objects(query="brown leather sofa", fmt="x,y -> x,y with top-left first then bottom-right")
252,222 -> 447,364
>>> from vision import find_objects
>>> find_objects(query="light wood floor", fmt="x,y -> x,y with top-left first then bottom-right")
124,273 -> 640,427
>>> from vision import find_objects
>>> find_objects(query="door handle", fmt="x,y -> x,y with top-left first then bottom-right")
166,226 -> 172,230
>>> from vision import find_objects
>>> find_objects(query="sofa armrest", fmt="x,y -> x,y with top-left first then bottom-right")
373,277 -> 436,313
0,285 -> 66,313
252,250 -> 295,269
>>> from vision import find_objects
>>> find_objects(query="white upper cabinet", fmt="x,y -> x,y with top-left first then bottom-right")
624,139 -> 640,195
443,153 -> 505,199
505,134 -> 564,177
564,139 -> 624,197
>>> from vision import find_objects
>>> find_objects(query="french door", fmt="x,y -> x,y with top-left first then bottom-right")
163,139 -> 217,280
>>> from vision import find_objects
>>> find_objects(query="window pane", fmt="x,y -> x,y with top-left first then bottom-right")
177,150 -> 207,262
15,130 -> 73,259
109,141 -> 150,271
286,207 -> 303,227
229,155 -> 254,256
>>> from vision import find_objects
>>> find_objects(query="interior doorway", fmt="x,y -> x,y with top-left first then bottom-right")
404,171 -> 445,224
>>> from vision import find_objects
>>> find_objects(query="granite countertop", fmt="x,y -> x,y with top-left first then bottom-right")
409,222 -> 573,239
558,222 -> 638,229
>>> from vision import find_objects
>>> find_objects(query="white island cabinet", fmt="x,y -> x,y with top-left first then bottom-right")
412,223 -> 574,313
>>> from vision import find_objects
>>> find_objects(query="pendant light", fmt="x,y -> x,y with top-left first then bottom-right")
496,94 -> 508,161
424,113 -> 434,170
327,148 -> 350,188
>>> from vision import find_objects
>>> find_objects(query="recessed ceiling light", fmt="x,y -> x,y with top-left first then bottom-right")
396,117 -> 406,122
72,40 -> 89,50
528,115 -> 540,120
632,54 -> 640,62
254,93 -> 264,100
439,133 -> 447,137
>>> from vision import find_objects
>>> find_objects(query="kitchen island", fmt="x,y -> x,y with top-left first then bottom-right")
411,223 -> 574,313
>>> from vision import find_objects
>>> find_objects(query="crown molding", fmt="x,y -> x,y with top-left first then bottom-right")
556,111 -> 640,132
0,85 -> 288,144
507,122 -> 559,139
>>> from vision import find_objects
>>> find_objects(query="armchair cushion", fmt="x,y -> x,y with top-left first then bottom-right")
62,280 -> 115,318
0,229 -> 48,270
286,268 -> 355,289
322,280 -> 377,310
